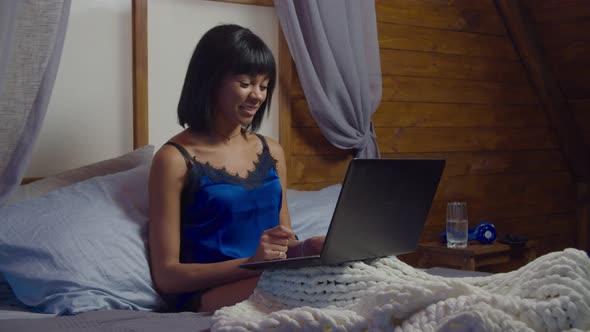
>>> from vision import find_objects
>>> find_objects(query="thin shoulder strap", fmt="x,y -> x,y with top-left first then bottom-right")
164,142 -> 194,169
255,133 -> 269,151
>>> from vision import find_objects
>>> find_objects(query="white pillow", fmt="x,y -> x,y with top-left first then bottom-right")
0,164 -> 165,314
288,184 -> 341,240
4,145 -> 154,206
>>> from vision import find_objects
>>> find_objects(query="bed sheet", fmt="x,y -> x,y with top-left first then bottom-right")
0,267 -> 488,331
0,306 -> 56,320
0,282 -> 51,320
0,310 -> 212,332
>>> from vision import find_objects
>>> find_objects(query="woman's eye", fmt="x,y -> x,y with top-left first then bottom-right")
239,82 -> 250,88
260,86 -> 268,91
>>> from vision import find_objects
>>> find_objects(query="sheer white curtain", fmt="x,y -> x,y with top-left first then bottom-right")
274,0 -> 382,158
0,0 -> 71,204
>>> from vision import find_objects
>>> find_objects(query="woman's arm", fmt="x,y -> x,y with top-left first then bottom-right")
266,137 -> 326,258
265,138 -> 301,256
147,145 -> 293,295
267,138 -> 292,231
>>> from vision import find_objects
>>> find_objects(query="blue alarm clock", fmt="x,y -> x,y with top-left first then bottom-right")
441,221 -> 497,244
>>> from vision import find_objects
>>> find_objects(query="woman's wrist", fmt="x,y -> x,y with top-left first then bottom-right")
299,239 -> 306,257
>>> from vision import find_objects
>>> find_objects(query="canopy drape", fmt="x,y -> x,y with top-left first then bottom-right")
274,0 -> 382,158
0,0 -> 71,204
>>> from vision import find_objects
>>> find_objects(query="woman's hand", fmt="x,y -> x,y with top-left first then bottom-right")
300,236 -> 325,256
248,225 -> 295,262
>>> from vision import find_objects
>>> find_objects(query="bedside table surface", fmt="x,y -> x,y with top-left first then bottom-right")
418,241 -> 514,254
414,241 -> 536,272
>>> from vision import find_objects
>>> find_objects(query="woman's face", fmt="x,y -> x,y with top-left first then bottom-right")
214,73 -> 269,127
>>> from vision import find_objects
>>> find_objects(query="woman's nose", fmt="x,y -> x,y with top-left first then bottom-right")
249,89 -> 264,101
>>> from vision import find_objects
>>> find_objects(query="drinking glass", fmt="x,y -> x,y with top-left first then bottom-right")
446,202 -> 468,248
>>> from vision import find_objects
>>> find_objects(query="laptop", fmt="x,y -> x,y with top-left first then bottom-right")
239,158 -> 445,270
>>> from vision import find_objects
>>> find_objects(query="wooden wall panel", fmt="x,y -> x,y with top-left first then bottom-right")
572,100 -> 590,146
294,100 -> 547,128
282,0 -> 580,256
380,76 -> 537,104
527,1 -> 590,24
522,0 -> 590,101
373,103 -> 547,127
523,0 -> 588,11
375,0 -> 507,35
291,127 -> 557,155
292,75 -> 537,104
534,21 -> 590,99
377,22 -> 517,59
289,150 -> 567,189
496,0 -> 590,252
380,49 -> 527,82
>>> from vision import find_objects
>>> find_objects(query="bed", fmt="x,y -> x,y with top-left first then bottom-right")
0,146 -> 493,314
0,147 -> 496,331
1,1 -> 589,332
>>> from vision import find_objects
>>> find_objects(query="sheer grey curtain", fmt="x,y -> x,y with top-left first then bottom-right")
274,0 -> 382,158
0,0 -> 70,204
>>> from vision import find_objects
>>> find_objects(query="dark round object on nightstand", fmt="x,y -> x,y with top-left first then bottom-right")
498,233 -> 528,248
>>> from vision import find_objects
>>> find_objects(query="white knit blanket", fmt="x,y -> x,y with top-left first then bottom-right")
211,249 -> 590,331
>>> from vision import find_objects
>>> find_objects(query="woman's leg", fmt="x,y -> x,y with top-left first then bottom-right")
187,276 -> 260,313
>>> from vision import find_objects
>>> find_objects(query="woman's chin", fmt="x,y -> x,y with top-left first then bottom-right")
239,116 -> 255,126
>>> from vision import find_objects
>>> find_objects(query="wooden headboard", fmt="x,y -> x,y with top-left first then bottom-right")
132,0 -> 149,149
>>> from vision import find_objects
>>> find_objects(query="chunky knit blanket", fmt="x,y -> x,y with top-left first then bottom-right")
212,248 -> 590,332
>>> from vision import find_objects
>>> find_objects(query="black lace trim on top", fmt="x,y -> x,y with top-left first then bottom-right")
197,146 -> 277,190
165,134 -> 278,194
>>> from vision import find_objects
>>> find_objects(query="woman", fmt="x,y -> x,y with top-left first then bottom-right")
148,24 -> 323,313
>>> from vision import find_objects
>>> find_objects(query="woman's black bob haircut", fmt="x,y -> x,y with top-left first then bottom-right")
177,24 -> 276,133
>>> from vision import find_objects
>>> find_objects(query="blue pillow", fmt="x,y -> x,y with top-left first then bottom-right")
287,184 -> 341,240
0,164 -> 164,314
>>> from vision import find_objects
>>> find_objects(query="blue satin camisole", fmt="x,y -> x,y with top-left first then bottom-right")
165,134 -> 282,266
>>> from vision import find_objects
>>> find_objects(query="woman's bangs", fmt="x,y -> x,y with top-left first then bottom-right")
232,46 -> 275,79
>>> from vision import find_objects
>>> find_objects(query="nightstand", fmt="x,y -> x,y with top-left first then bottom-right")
412,241 -> 537,272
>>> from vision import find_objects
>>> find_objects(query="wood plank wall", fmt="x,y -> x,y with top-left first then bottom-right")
522,0 -> 590,149
284,0 -> 577,256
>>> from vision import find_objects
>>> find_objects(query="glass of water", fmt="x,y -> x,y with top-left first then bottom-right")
446,202 -> 468,248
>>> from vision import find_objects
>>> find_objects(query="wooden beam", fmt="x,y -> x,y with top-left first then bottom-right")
132,0 -> 149,149
493,0 -> 590,182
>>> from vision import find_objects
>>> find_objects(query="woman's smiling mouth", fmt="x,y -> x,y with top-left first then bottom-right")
239,105 -> 258,117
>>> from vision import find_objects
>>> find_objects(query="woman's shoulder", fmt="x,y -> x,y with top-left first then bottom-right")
153,131 -> 199,171
256,134 -> 285,160
152,144 -> 190,176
